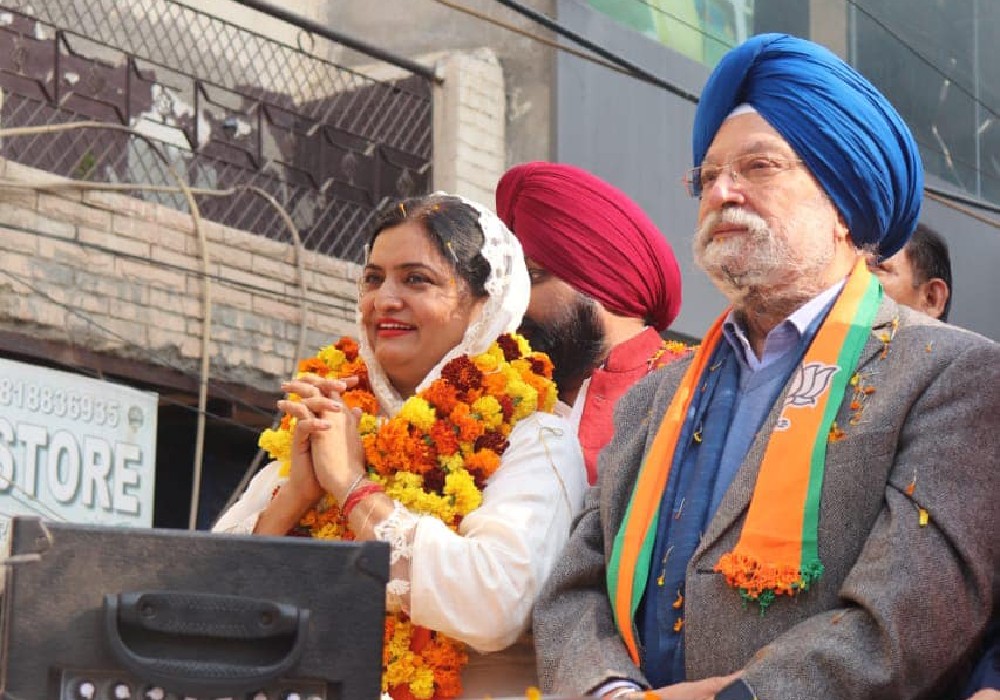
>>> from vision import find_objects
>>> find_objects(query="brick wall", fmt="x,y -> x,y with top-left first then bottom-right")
432,48 -> 507,205
0,158 -> 357,391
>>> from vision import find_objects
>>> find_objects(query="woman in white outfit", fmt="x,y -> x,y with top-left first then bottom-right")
214,193 -> 586,698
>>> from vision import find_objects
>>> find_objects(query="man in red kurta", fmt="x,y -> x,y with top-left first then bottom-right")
496,163 -> 686,483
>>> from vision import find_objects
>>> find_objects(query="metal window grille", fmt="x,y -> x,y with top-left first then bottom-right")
0,0 -> 434,262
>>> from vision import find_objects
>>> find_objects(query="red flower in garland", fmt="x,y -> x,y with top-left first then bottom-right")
440,356 -> 483,392
496,334 -> 523,361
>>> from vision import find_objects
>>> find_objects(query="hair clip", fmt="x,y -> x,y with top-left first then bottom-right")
398,202 -> 407,217
445,240 -> 460,264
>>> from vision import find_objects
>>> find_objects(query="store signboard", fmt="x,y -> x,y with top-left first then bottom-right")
0,357 -> 158,541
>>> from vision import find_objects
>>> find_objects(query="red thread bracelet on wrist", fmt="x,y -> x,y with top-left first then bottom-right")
341,481 -> 384,519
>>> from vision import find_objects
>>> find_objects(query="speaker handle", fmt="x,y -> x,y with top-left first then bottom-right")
104,591 -> 309,696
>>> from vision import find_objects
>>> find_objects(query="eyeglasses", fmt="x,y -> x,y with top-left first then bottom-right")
683,152 -> 803,198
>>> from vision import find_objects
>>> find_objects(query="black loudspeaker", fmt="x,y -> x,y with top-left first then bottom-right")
0,516 -> 388,700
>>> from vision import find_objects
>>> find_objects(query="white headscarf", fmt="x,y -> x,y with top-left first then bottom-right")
358,194 -> 532,417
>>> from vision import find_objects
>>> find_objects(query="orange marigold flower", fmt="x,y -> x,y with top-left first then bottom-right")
424,381 -> 460,415
389,685 -> 419,700
482,371 -> 508,396
434,673 -> 463,699
298,357 -> 329,375
464,448 -> 501,477
340,388 -> 377,415
430,420 -> 460,455
336,336 -> 360,360
340,358 -> 369,385
529,353 -> 554,379
279,413 -> 293,431
409,626 -> 432,653
449,404 -> 485,442
405,435 -> 438,475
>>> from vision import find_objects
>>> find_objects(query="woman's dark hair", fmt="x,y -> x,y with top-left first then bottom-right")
368,194 -> 490,298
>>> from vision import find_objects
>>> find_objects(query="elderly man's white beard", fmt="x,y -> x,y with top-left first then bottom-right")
693,207 -> 834,314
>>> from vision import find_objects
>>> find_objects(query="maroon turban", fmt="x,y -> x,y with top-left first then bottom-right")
496,162 -> 681,330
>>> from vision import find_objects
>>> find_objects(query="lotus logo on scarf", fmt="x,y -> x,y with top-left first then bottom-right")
775,362 -> 840,430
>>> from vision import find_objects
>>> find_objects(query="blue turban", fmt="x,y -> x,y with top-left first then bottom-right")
692,34 -> 923,258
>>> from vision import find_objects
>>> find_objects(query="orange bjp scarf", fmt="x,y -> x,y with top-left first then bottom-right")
607,260 -> 881,664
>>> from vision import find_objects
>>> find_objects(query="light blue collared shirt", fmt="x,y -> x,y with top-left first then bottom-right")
708,280 -> 846,514
723,280 -> 846,375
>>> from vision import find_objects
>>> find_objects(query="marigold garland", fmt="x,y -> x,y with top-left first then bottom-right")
650,338 -> 694,370
258,333 -> 557,700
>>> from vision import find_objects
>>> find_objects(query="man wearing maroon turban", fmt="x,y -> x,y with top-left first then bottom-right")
496,161 -> 685,484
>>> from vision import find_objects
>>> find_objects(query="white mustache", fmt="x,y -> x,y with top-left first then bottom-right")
697,208 -> 770,243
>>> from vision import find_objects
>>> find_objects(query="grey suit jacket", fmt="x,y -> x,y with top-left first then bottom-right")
534,299 -> 1000,700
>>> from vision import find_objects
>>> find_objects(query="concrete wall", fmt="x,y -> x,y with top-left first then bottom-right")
0,158 -> 357,390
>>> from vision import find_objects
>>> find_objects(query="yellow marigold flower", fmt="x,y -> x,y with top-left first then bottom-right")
500,363 -> 522,384
387,472 -> 424,492
445,470 -> 483,514
314,522 -> 342,540
473,349 -> 500,373
259,427 -> 292,475
358,413 -> 379,435
410,667 -> 436,699
472,395 -> 504,430
438,453 -> 464,472
400,397 -> 437,432
513,333 -> 532,356
507,380 -> 539,421
538,382 -> 557,413
385,651 -> 418,686
317,345 -> 347,370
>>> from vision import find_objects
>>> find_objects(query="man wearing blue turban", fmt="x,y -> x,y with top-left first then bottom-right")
534,34 -> 1000,700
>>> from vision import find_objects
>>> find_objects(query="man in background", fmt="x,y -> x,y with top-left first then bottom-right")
870,222 -> 952,321
496,162 -> 686,484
